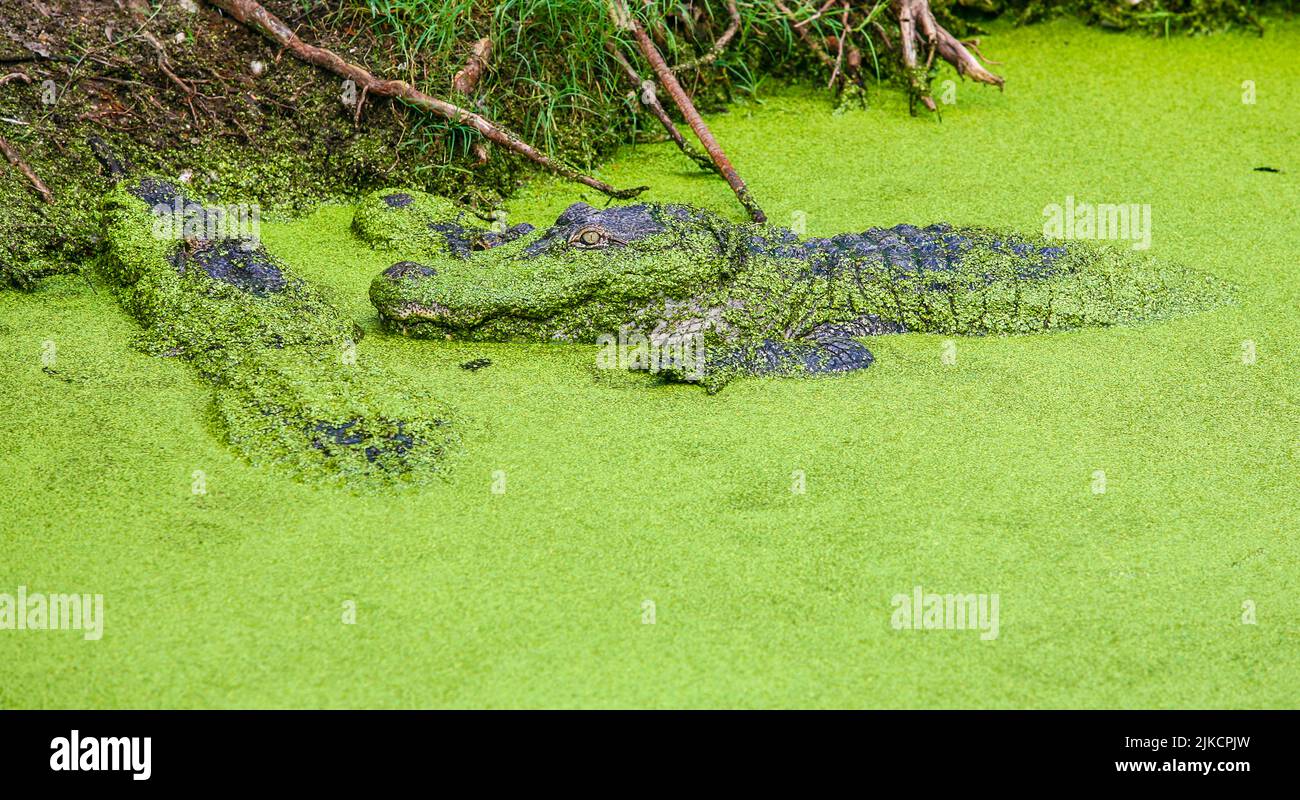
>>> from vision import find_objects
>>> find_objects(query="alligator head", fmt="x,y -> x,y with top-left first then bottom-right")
363,193 -> 739,343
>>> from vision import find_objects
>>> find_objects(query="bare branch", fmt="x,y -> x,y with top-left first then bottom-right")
614,0 -> 766,221
671,0 -> 741,74
606,42 -> 717,174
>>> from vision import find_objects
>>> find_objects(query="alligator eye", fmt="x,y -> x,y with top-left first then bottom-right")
569,226 -> 609,249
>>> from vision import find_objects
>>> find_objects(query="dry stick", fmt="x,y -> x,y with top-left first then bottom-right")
616,0 -> 765,222
606,42 -> 716,174
0,135 -> 54,203
204,0 -> 647,199
828,2 -> 850,89
793,0 -> 845,37
671,0 -> 741,74
871,19 -> 895,52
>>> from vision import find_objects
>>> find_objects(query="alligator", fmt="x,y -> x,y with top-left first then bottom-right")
97,176 -> 457,482
360,189 -> 1232,392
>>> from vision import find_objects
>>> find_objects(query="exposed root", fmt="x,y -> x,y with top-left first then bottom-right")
890,0 -> 1004,115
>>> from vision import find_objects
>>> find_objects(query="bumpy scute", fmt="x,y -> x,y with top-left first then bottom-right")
350,189 -> 467,254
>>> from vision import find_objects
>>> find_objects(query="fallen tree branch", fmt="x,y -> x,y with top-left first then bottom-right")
0,134 -> 54,203
605,42 -> 717,174
614,0 -> 765,222
204,0 -> 647,199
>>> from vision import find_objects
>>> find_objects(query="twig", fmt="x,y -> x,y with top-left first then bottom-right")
871,20 -> 895,52
671,0 -> 741,74
0,135 -> 54,203
774,0 -> 837,70
121,0 -> 207,127
794,0 -> 843,29
961,38 -> 1003,66
614,0 -> 765,221
828,2 -> 850,89
606,42 -> 716,174
204,0 -> 646,199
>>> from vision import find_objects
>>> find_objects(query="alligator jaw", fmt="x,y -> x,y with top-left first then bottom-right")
384,300 -> 455,322
377,301 -> 470,338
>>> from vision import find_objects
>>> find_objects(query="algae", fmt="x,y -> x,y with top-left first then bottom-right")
1,20 -> 1297,709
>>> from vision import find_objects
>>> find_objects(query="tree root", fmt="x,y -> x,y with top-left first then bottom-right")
204,0 -> 647,199
890,0 -> 1003,114
777,0 -> 1003,114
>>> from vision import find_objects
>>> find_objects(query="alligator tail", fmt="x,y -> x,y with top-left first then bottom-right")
849,236 -> 1234,336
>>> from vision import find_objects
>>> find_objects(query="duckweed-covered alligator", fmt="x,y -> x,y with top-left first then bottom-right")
99,178 -> 456,482
79,175 -> 1229,483
360,189 -> 1232,392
